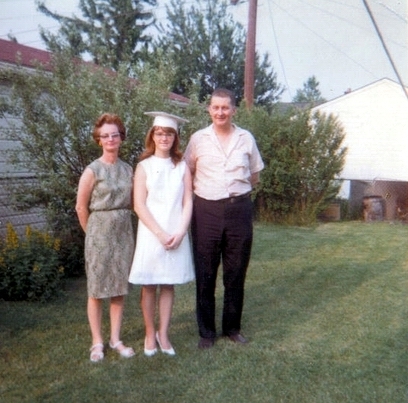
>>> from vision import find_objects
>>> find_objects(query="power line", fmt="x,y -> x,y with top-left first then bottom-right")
362,0 -> 408,100
296,0 -> 405,49
271,1 -> 380,80
265,0 -> 292,99
376,1 -> 407,22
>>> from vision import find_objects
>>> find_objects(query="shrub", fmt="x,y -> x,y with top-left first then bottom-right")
236,107 -> 346,225
0,223 -> 64,302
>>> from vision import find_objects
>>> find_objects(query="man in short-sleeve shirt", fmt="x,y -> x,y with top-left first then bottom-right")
184,88 -> 264,349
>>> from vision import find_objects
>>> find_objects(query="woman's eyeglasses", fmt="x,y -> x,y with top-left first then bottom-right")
154,132 -> 175,138
99,132 -> 121,140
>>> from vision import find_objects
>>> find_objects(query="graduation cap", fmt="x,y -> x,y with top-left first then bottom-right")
144,111 -> 189,132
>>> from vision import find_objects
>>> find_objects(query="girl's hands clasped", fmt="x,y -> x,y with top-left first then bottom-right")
162,232 -> 184,250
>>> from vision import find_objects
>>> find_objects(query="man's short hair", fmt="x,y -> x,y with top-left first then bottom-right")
211,88 -> 236,107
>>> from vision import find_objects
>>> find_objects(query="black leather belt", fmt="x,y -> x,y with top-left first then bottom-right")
216,192 -> 251,204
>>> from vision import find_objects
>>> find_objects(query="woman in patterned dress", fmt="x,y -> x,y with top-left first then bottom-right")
76,113 -> 135,362
129,112 -> 194,356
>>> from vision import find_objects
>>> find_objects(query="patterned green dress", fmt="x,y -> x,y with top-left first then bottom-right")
84,159 -> 135,298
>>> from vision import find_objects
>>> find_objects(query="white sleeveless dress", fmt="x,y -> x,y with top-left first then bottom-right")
129,156 -> 195,285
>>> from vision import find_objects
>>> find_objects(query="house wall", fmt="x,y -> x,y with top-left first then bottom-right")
0,178 -> 47,237
0,81 -> 47,237
312,79 -> 408,182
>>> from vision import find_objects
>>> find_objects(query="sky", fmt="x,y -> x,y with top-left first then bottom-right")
0,0 -> 406,102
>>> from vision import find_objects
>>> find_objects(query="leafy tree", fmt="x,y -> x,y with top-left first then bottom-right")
236,107 -> 346,225
36,0 -> 157,70
152,0 -> 283,106
293,75 -> 326,105
0,52 -> 207,274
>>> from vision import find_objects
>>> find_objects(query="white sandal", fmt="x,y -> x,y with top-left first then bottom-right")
90,343 -> 104,362
109,341 -> 135,358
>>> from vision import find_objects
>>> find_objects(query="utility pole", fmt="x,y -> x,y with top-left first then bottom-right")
230,0 -> 258,108
244,0 -> 258,108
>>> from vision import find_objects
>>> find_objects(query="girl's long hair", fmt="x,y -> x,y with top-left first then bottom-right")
139,126 -> 183,165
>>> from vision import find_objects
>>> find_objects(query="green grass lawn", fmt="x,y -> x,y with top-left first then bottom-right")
1,222 -> 407,403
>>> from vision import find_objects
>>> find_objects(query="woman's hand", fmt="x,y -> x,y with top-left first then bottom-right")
157,231 -> 172,248
164,233 -> 185,250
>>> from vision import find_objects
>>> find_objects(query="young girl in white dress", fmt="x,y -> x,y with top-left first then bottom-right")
129,112 -> 194,356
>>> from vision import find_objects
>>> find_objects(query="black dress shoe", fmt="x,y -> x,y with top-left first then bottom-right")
227,333 -> 248,344
198,337 -> 215,349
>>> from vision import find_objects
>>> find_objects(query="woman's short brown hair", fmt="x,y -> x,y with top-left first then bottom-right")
92,113 -> 126,144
